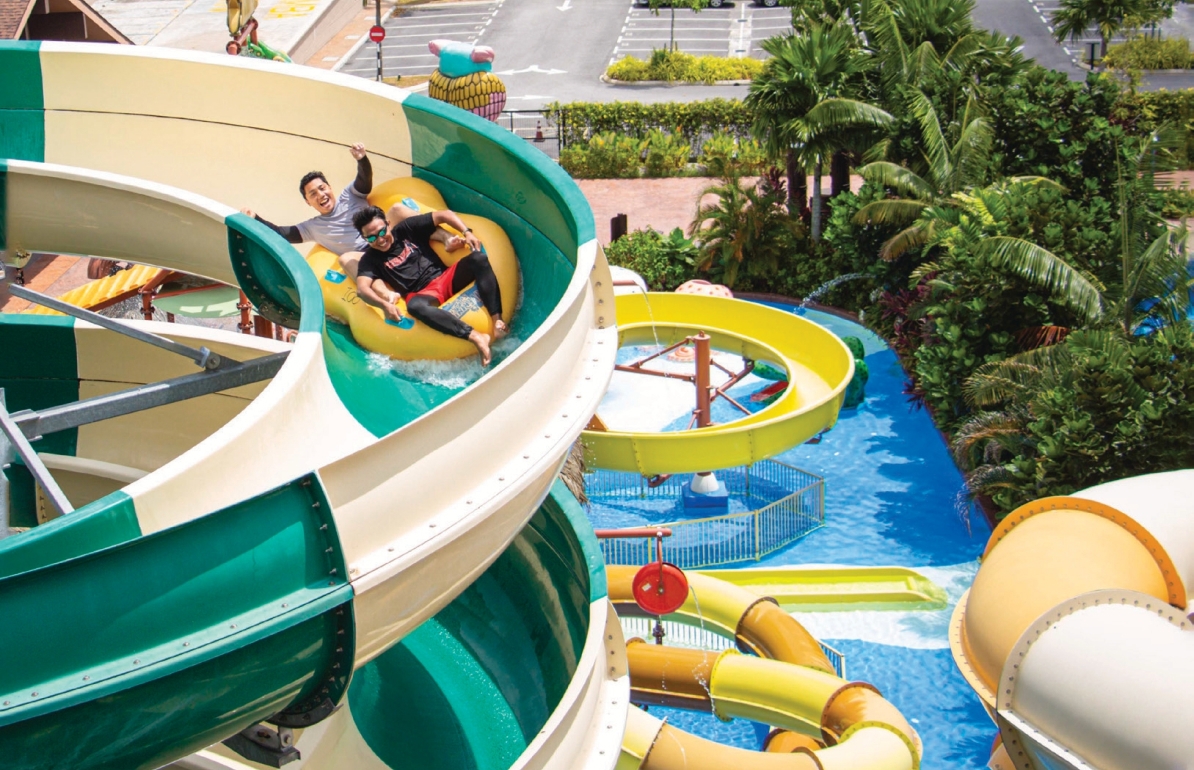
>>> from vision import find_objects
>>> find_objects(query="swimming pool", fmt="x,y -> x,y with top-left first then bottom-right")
589,303 -> 995,769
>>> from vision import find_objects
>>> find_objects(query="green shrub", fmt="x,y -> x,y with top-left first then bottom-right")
604,228 -> 699,290
605,57 -> 650,82
606,50 -> 763,84
969,328 -> 1194,513
1160,186 -> 1194,217
1104,36 -> 1192,70
559,132 -> 643,179
644,129 -> 692,177
546,99 -> 754,148
700,131 -> 769,176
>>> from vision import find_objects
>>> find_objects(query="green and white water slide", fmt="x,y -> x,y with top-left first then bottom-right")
0,42 -> 626,770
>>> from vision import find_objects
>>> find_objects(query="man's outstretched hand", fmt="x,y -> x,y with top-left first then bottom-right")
350,143 -> 367,160
240,207 -> 256,218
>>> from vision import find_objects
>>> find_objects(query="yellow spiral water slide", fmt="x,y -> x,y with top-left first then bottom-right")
608,567 -> 923,770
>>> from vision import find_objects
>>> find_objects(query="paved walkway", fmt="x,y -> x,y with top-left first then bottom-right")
0,256 -> 89,312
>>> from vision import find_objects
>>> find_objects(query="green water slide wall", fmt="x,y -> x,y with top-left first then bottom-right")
350,480 -> 606,770
0,474 -> 354,770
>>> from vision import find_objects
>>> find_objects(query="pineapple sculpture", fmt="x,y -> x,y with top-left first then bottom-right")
427,40 -> 507,122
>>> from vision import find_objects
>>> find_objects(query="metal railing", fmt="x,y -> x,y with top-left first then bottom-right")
589,461 -> 824,569
499,109 -> 560,159
619,616 -> 846,679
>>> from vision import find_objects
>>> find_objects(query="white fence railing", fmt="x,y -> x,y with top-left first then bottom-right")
588,461 -> 824,569
620,616 -> 846,679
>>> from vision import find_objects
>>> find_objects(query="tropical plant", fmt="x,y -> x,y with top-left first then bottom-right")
1051,0 -> 1144,58
644,0 -> 710,52
953,326 -> 1194,513
746,24 -> 892,239
604,228 -> 699,290
559,132 -> 644,178
689,174 -> 803,288
701,131 -> 767,176
643,129 -> 692,177
1104,35 -> 1192,69
852,90 -> 994,259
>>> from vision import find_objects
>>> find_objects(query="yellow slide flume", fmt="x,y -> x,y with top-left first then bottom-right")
608,566 -> 922,770
583,292 -> 854,475
698,566 -> 948,612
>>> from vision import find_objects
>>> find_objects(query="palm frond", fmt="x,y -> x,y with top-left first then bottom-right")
950,409 -> 1030,466
980,236 -> 1103,322
856,161 -> 934,199
853,199 -> 930,226
963,344 -> 1069,407
1015,325 -> 1070,351
880,221 -> 931,260
907,89 -> 951,187
798,98 -> 895,138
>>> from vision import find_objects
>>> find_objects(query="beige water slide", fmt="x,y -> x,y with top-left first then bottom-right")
951,470 -> 1194,769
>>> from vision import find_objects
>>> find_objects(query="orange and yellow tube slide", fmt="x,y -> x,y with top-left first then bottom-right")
608,566 -> 922,770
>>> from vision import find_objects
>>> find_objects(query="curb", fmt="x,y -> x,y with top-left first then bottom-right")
599,75 -> 751,86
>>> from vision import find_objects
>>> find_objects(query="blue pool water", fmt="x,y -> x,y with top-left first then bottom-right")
589,303 -> 995,769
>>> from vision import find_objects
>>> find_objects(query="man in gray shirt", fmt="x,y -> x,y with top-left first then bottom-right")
241,143 -> 461,278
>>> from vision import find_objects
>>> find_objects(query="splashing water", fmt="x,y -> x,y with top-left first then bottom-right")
365,333 -> 523,390
799,273 -> 870,309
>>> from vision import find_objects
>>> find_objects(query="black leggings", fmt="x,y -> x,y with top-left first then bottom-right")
405,250 -> 503,340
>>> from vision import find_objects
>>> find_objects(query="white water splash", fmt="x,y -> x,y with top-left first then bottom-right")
364,334 -> 524,389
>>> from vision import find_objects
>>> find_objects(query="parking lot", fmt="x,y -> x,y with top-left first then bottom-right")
1028,0 -> 1113,65
338,0 -> 502,79
611,2 -> 793,64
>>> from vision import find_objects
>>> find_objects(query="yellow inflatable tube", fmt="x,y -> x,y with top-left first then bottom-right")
306,177 -> 520,360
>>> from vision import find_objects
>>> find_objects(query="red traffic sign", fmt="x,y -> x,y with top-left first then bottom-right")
369,25 -> 386,43
632,561 -> 689,616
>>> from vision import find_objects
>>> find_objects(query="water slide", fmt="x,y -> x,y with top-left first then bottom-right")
698,566 -> 947,612
607,566 -> 923,769
21,263 -> 165,315
949,471 -> 1194,769
582,291 -> 855,476
0,41 -> 627,770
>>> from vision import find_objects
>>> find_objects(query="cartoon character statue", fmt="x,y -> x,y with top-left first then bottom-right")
427,40 -> 507,122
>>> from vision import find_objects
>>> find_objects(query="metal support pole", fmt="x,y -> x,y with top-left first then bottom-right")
692,332 -> 711,429
9,353 -> 288,440
238,290 -> 253,335
375,0 -> 383,82
0,390 -> 74,519
8,284 -> 234,371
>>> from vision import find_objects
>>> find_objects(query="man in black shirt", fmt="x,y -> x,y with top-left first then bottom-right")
352,205 -> 508,365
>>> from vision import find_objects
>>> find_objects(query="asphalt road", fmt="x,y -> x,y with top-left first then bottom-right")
339,0 -> 1194,111
972,0 -> 1194,89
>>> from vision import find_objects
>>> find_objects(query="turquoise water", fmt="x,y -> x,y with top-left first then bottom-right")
589,303 -> 995,769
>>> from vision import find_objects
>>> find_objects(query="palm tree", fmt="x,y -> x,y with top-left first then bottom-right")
746,24 -> 892,238
950,132 -> 1191,503
688,173 -> 802,289
852,90 -> 993,259
1051,0 -> 1144,59
645,0 -> 710,52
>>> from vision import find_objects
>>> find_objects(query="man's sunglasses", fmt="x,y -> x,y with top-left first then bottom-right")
364,225 -> 388,244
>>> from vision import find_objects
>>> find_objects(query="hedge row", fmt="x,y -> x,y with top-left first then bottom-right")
543,99 -> 754,148
606,51 -> 764,84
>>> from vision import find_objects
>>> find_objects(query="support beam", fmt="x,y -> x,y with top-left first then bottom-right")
7,284 -> 237,371
10,353 -> 288,440
0,390 -> 74,519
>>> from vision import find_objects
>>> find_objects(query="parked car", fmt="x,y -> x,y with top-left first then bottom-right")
635,0 -> 730,7
635,0 -> 782,6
